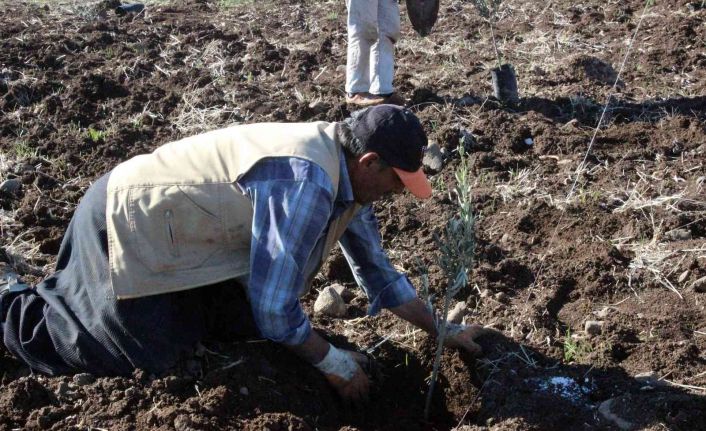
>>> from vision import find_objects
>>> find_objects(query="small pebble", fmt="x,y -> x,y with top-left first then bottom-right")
73,373 -> 95,386
0,178 -> 21,194
678,270 -> 689,284
447,301 -> 467,324
584,320 -> 604,336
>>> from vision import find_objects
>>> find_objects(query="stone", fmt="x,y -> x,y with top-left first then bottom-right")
460,128 -> 477,150
329,283 -> 355,303
56,382 -> 70,397
447,301 -> 467,324
73,373 -> 95,386
666,228 -> 692,241
494,292 -> 507,302
678,270 -> 689,284
584,320 -> 604,336
314,286 -> 346,317
173,414 -> 193,431
691,276 -> 706,293
0,178 -> 21,194
308,100 -> 327,112
240,386 -> 249,396
594,307 -> 613,318
598,398 -> 635,430
634,371 -> 672,388
479,289 -> 491,298
422,141 -> 443,173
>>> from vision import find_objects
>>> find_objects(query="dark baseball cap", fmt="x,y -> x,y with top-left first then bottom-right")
349,105 -> 432,199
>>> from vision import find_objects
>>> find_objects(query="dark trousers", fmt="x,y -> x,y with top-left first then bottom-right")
1,173 -> 259,376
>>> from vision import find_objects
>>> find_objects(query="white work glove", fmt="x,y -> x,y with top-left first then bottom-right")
314,345 -> 370,402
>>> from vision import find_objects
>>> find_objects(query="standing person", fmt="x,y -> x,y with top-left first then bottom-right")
345,0 -> 406,107
0,105 -> 487,402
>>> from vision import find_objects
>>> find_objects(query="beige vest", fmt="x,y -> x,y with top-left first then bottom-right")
106,122 -> 359,299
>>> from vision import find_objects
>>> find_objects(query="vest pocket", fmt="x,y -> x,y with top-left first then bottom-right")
129,185 -> 224,273
163,209 -> 180,257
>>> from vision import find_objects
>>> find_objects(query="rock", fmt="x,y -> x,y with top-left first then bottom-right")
314,286 -> 346,317
56,382 -> 70,397
447,301 -> 467,324
0,178 -> 21,194
584,320 -> 604,336
479,289 -> 491,298
524,137 -> 534,146
598,398 -> 635,430
459,128 -> 477,150
691,276 -> 706,292
329,283 -> 355,303
678,270 -> 690,284
494,292 -> 507,302
422,141 -> 443,173
594,306 -> 613,318
36,406 -> 58,429
634,371 -> 672,388
500,233 -> 511,244
240,386 -> 249,396
308,99 -> 327,112
73,373 -> 95,386
633,371 -> 659,384
666,228 -> 692,241
457,95 -> 477,107
173,414 -> 193,431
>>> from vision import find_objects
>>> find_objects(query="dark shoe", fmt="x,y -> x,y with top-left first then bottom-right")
345,92 -> 386,107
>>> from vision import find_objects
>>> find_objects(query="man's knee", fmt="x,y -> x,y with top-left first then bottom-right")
350,21 -> 379,43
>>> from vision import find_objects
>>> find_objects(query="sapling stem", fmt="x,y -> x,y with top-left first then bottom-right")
422,142 -> 476,420
472,0 -> 503,69
488,21 -> 502,70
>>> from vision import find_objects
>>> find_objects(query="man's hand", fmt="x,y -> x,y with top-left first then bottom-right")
391,299 -> 491,356
322,350 -> 370,403
444,323 -> 489,355
315,345 -> 370,403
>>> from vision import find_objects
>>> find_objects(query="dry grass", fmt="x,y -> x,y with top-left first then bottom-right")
171,87 -> 246,134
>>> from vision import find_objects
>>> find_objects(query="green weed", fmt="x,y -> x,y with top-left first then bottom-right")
563,330 -> 591,362
86,128 -> 106,143
13,140 -> 38,158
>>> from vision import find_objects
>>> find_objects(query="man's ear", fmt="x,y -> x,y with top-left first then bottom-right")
358,152 -> 380,167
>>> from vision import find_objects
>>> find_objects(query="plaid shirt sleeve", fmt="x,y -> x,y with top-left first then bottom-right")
238,158 -> 334,346
339,205 -> 417,315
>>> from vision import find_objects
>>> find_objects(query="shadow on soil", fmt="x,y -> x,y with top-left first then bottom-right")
459,331 -> 706,430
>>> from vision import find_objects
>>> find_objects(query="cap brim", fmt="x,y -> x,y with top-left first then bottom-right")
392,167 -> 432,199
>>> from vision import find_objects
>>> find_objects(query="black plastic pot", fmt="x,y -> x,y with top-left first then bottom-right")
491,64 -> 519,105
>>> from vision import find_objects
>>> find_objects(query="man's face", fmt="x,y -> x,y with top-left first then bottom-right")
349,152 -> 405,204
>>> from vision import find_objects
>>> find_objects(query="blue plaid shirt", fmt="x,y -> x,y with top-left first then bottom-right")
237,154 -> 417,346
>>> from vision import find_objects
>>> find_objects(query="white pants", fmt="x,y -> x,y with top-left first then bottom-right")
345,0 -> 401,95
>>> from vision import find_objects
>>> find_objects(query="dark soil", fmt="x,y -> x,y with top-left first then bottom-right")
1,0 -> 705,430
